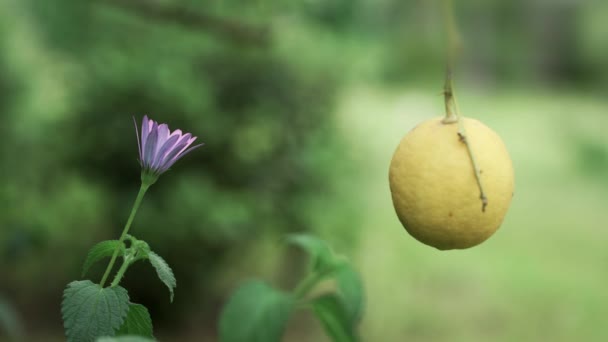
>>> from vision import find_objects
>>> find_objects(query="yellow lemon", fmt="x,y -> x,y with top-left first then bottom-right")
389,117 -> 514,250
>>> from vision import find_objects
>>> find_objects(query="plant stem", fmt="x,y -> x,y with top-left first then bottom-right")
293,271 -> 325,300
110,256 -> 133,287
441,0 -> 461,124
99,183 -> 150,287
442,0 -> 461,53
440,0 -> 488,212
443,66 -> 458,123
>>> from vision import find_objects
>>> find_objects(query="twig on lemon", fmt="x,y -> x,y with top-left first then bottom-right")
457,126 -> 488,212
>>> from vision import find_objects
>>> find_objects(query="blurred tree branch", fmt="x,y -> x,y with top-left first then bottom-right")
101,0 -> 270,47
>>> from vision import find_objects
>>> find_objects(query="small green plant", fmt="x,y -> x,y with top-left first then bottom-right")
219,234 -> 365,342
61,116 -> 202,342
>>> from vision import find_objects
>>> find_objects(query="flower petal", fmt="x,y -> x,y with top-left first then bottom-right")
135,116 -> 202,175
159,143 -> 203,173
155,124 -> 170,150
151,134 -> 180,169
143,121 -> 159,169
141,115 -> 151,155
133,116 -> 142,162
159,141 -> 203,173
157,134 -> 193,170
168,129 -> 182,139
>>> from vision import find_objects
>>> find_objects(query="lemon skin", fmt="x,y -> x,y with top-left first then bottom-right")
389,117 -> 514,250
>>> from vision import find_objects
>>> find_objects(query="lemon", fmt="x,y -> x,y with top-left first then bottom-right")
389,117 -> 514,250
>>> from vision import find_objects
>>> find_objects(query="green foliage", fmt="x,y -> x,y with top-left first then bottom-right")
220,235 -> 364,342
82,240 -> 123,277
311,294 -> 358,342
65,216 -> 171,341
62,281 -> 130,342
127,236 -> 151,259
287,234 -> 364,341
335,265 -> 364,325
219,280 -> 294,342
286,234 -> 345,275
116,304 -> 154,339
147,252 -> 176,303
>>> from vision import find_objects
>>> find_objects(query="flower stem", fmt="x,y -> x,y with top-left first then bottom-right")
110,255 -> 133,287
99,183 -> 150,288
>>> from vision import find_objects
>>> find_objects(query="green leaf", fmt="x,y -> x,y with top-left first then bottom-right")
147,252 -> 176,302
116,303 -> 153,338
336,265 -> 365,325
286,234 -> 339,273
82,240 -> 123,277
311,294 -> 358,342
219,280 -> 294,342
62,280 -> 130,342
97,336 -> 155,342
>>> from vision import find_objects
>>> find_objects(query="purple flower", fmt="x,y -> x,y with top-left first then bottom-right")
134,115 -> 203,178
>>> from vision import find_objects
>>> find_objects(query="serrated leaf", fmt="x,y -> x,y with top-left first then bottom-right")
286,234 -> 338,273
62,280 -> 130,342
311,294 -> 358,342
219,280 -> 294,342
147,252 -> 176,302
82,240 -> 123,277
336,265 -> 365,325
116,304 -> 153,338
97,336 -> 155,342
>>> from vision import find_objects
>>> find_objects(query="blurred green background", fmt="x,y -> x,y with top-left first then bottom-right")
1,0 -> 607,341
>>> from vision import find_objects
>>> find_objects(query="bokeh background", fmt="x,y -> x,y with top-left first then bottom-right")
1,0 -> 607,341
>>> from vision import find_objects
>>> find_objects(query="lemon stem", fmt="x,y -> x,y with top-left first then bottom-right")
441,0 -> 488,212
441,0 -> 461,124
443,66 -> 458,123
